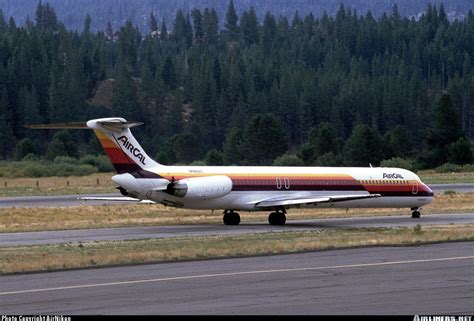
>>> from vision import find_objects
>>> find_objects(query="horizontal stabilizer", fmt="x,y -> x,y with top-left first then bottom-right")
255,193 -> 381,208
78,196 -> 155,204
25,122 -> 89,129
25,119 -> 143,132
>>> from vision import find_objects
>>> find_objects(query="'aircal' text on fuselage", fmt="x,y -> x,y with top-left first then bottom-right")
383,173 -> 404,179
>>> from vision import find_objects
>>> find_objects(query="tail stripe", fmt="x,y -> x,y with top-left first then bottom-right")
94,129 -> 162,178
95,130 -> 140,173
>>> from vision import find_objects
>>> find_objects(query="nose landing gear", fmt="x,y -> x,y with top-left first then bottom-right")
411,207 -> 421,218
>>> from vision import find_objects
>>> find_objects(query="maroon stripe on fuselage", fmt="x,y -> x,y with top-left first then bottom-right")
231,178 -> 365,191
112,164 -> 163,178
230,179 -> 433,197
232,184 -> 366,191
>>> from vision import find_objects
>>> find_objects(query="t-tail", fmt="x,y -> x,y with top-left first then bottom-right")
26,117 -> 164,177
87,118 -> 162,175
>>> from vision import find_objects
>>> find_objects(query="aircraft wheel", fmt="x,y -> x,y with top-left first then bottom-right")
268,212 -> 286,225
411,210 -> 421,218
223,211 -> 240,225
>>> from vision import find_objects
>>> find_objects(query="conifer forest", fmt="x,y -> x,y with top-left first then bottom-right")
0,1 -> 472,171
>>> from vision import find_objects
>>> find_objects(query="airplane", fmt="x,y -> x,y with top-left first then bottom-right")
27,117 -> 434,225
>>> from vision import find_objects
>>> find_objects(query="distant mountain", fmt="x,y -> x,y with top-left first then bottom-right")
1,0 -> 473,32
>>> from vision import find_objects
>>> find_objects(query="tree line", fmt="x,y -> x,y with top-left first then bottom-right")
0,1 -> 472,170
2,0 -> 473,32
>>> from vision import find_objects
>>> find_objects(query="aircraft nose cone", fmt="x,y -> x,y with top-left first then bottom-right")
422,183 -> 434,196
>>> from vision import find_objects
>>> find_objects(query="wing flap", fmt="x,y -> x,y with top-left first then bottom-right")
255,194 -> 381,208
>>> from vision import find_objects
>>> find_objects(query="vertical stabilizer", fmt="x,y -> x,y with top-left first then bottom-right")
87,117 -> 163,175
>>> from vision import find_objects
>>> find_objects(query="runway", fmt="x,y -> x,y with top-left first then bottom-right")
1,213 -> 473,247
431,183 -> 474,193
0,193 -> 123,208
1,241 -> 473,314
0,183 -> 472,208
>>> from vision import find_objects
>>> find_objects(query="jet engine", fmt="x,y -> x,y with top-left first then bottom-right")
167,175 -> 233,200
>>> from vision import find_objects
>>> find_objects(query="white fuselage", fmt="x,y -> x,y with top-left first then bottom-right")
112,165 -> 434,211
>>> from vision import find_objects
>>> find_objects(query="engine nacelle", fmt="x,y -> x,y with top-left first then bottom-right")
170,175 -> 233,200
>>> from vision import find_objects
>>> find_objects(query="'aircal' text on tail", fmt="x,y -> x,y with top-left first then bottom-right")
117,135 -> 146,165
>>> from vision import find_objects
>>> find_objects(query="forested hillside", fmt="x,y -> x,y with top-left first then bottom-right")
2,0 -> 473,32
0,2 -> 472,169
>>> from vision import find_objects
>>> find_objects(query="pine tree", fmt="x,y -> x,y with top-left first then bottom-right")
23,86 -> 42,127
161,56 -> 177,90
160,20 -> 168,41
225,0 -> 239,42
112,62 -> 139,120
242,113 -> 288,165
420,94 -> 469,167
343,124 -> 384,166
261,12 -> 276,55
203,8 -> 218,46
0,9 -> 6,33
223,127 -> 244,165
45,130 -> 78,160
149,12 -> 158,33
240,7 -> 259,46
191,9 -> 203,43
0,89 -> 14,157
138,61 -> 154,120
84,14 -> 92,34
172,10 -> 192,47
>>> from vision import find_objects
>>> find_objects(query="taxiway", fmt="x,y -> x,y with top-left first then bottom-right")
1,241 -> 473,314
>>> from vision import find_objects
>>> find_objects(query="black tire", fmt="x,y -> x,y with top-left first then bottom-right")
268,212 -> 277,225
279,213 -> 286,225
223,212 -> 240,225
411,211 -> 421,218
268,212 -> 286,225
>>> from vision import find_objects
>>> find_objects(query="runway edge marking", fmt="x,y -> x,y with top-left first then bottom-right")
1,255 -> 474,296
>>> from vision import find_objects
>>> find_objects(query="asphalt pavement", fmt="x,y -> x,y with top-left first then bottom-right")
1,241 -> 473,314
1,213 -> 473,247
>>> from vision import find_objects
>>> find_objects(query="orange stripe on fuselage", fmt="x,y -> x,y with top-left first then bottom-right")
158,173 -> 358,184
158,173 -> 353,180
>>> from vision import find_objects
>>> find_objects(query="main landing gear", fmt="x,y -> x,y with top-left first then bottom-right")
223,208 -> 288,225
268,208 -> 287,225
223,210 -> 241,225
411,207 -> 421,218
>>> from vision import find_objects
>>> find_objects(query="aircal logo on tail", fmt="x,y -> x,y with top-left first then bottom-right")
117,135 -> 146,165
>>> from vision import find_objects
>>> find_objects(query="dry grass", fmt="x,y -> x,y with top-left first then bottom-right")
418,170 -> 474,184
0,173 -> 116,196
1,224 -> 473,274
0,193 -> 473,233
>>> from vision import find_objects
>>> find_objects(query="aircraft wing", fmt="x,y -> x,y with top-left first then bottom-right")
254,193 -> 381,208
78,196 -> 156,204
